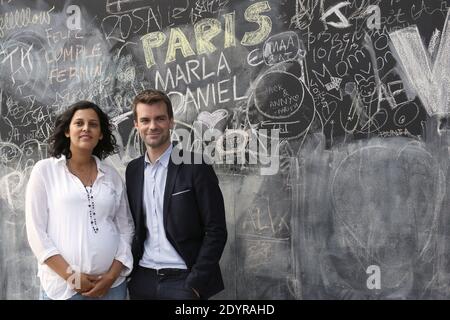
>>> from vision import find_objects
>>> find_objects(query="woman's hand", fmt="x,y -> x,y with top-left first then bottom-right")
81,260 -> 124,298
67,272 -> 99,293
81,272 -> 117,298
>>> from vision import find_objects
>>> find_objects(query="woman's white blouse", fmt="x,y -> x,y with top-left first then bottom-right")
25,156 -> 135,300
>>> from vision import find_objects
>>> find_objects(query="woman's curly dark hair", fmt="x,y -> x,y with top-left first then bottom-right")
49,101 -> 117,160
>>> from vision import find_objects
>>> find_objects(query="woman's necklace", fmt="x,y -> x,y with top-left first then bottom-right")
67,158 -> 99,233
67,158 -> 96,187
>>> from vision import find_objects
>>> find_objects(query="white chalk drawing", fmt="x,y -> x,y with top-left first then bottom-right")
254,71 -> 304,119
105,0 -> 155,14
291,0 -> 317,30
312,64 -> 343,100
389,9 -> 450,115
320,2 -> 352,29
197,109 -> 229,130
428,28 -> 441,58
263,31 -> 305,65
393,102 -> 419,127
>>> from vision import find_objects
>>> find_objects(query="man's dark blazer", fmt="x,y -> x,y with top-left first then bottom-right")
125,145 -> 227,299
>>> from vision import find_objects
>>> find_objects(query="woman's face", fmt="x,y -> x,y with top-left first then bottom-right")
65,108 -> 103,154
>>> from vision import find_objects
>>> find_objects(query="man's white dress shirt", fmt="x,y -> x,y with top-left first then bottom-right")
139,144 -> 187,270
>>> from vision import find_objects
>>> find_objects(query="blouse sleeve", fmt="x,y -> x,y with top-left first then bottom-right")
25,162 -> 60,264
112,180 -> 135,277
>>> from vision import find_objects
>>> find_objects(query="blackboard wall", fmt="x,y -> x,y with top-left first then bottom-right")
2,0 -> 450,299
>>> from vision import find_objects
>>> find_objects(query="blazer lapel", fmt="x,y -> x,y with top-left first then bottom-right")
135,155 -> 145,235
163,149 -> 181,229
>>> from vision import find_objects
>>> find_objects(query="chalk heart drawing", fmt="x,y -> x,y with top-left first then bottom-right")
197,109 -> 229,130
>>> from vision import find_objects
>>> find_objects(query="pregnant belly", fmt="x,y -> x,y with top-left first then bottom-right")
88,231 -> 120,274
61,230 -> 120,275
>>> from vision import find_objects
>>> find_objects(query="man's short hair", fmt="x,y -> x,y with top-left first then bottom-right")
132,89 -> 173,120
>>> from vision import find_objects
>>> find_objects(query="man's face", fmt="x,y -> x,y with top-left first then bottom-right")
134,101 -> 174,150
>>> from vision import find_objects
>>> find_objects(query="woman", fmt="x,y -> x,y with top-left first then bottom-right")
25,101 -> 134,300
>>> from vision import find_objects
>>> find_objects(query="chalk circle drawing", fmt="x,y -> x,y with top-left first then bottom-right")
254,71 -> 304,119
263,31 -> 305,65
393,102 -> 419,127
330,143 -> 442,289
248,71 -> 315,140
0,142 -> 21,164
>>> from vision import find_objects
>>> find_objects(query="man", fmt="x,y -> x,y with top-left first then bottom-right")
125,89 -> 227,299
